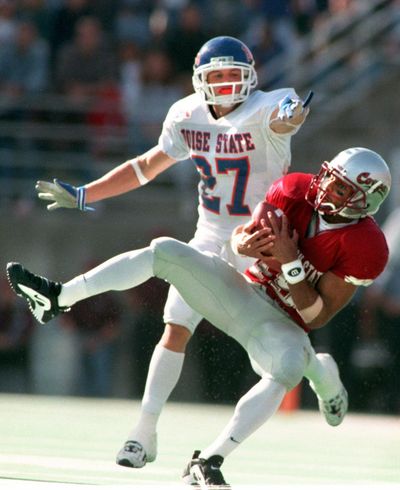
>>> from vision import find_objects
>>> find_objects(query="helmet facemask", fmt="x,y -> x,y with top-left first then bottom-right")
192,58 -> 257,107
193,36 -> 258,107
308,163 -> 368,218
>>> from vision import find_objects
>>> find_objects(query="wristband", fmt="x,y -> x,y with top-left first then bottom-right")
298,295 -> 323,323
130,158 -> 149,185
281,259 -> 305,284
77,186 -> 86,211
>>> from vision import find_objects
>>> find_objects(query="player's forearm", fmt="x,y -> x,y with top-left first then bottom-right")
288,280 -> 326,329
84,161 -> 140,203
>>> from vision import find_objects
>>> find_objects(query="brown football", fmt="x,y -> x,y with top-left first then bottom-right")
251,201 -> 283,231
251,201 -> 285,272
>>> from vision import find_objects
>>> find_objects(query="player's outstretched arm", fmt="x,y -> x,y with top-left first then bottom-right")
36,146 -> 177,211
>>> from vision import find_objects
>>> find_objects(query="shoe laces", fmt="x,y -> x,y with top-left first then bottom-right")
324,393 -> 345,414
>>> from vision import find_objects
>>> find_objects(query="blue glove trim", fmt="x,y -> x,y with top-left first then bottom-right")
77,186 -> 86,211
55,179 -> 94,211
77,186 -> 95,211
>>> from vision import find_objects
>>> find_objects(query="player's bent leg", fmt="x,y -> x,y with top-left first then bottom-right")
7,246 -> 156,324
151,237 -> 258,337
201,377 -> 286,460
305,352 -> 348,426
182,377 -> 286,487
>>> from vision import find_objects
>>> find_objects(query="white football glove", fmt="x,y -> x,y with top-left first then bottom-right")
277,90 -> 314,122
36,179 -> 94,211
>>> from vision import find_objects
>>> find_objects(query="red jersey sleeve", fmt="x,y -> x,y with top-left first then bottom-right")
330,218 -> 389,285
265,173 -> 313,210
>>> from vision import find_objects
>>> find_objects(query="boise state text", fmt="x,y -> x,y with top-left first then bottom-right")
181,129 -> 256,154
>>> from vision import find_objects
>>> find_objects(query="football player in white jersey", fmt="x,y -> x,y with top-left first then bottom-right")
34,36 -> 324,468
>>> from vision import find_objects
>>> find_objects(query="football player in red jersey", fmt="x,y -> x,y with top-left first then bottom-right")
233,147 -> 390,332
6,147 -> 391,488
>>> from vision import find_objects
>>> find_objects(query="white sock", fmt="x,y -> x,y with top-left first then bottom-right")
58,248 -> 154,307
305,353 -> 342,400
200,377 -> 286,460
128,345 -> 185,439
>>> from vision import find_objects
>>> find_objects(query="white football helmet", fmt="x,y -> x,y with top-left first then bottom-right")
306,147 -> 391,219
192,36 -> 257,107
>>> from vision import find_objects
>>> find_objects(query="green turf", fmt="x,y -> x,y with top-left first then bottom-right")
0,394 -> 399,488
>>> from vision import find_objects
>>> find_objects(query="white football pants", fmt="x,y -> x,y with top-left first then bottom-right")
63,236 -> 315,391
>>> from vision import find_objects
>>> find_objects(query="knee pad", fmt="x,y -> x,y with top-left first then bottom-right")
248,335 -> 308,391
276,347 -> 308,391
150,237 -> 182,277
150,236 -> 177,255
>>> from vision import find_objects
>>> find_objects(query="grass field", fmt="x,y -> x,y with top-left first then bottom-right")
0,394 -> 399,489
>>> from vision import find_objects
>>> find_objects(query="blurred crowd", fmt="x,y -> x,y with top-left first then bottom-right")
0,0 -> 398,180
0,0 -> 355,97
1,0 -> 395,154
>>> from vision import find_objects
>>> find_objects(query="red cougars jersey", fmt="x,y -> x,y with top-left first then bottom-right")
245,173 -> 389,331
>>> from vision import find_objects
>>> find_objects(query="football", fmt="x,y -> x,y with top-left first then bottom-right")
250,201 -> 286,272
251,201 -> 284,231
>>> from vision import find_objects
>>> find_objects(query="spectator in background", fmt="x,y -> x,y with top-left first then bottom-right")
66,268 -> 123,397
119,40 -> 142,118
0,278 -> 33,393
0,19 -> 50,96
55,16 -> 118,99
49,0 -> 93,60
91,0 -> 118,34
19,0 -> 54,43
291,0 -> 320,37
0,19 -> 50,197
164,3 -> 209,85
0,0 -> 17,44
124,47 -> 183,153
114,1 -> 151,47
54,16 -> 120,155
243,0 -> 298,57
207,0 -> 249,38
245,19 -> 286,89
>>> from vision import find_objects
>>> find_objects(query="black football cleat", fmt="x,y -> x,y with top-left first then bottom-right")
182,450 -> 231,488
6,262 -> 68,324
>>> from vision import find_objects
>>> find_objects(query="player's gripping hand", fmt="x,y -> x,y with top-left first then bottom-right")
232,220 -> 275,259
36,179 -> 94,211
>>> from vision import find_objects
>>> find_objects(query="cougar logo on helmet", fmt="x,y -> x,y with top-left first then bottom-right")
357,172 -> 389,198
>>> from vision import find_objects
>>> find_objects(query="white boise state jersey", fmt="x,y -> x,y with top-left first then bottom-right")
159,89 -> 298,241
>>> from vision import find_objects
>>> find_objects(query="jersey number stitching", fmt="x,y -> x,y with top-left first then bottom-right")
193,155 -> 251,216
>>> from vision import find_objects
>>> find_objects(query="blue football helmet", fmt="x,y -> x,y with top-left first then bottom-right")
192,36 -> 258,107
